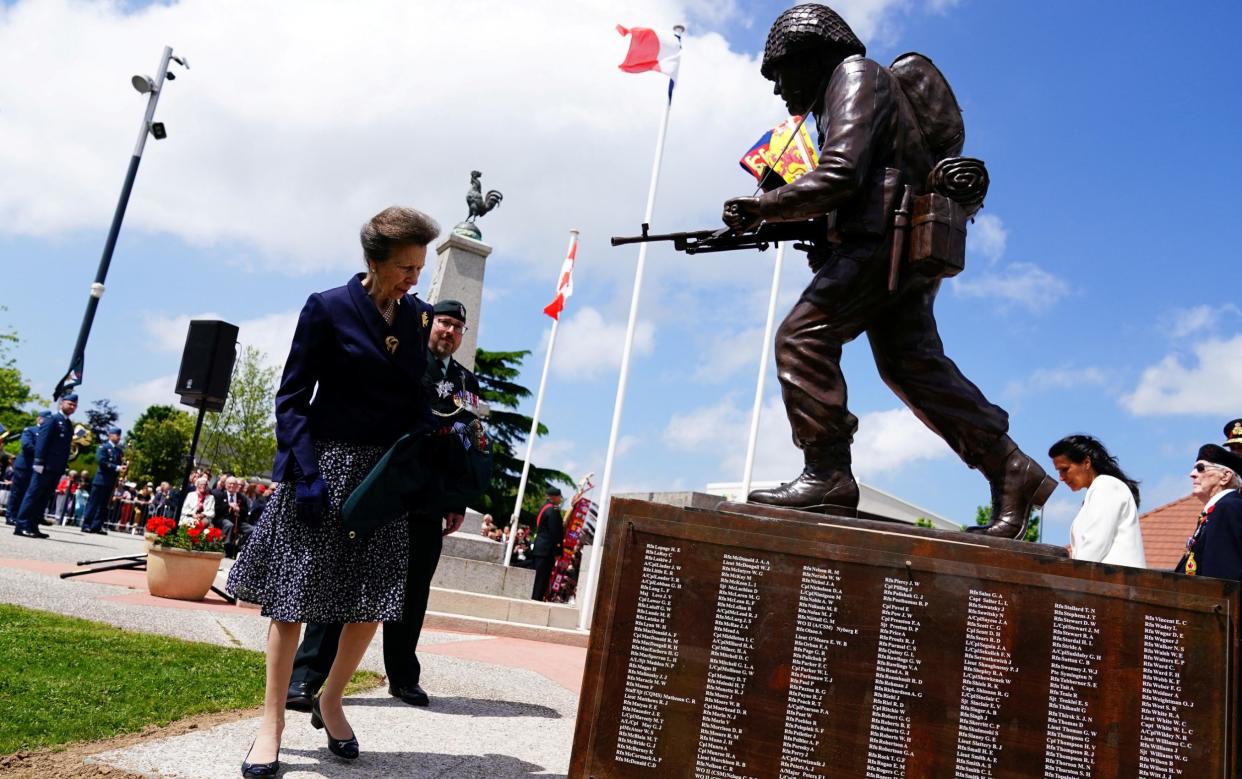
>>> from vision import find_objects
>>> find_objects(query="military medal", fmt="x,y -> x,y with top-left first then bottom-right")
435,379 -> 455,399
1183,506 -> 1213,576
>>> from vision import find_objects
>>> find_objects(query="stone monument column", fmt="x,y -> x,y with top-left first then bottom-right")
427,232 -> 492,372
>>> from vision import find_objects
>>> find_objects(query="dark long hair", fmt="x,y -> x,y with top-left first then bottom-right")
1048,434 -> 1141,508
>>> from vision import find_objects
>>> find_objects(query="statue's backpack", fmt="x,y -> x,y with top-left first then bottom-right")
888,52 -> 986,279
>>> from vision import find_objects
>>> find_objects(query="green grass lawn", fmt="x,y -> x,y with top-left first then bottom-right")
0,604 -> 380,754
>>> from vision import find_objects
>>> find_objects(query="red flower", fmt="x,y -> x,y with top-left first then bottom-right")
187,525 -> 203,539
206,527 -> 223,542
155,525 -> 170,537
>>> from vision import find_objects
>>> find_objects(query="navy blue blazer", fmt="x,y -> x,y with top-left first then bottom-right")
12,425 -> 38,472
92,441 -> 124,486
1177,490 -> 1242,581
273,273 -> 434,483
33,413 -> 73,473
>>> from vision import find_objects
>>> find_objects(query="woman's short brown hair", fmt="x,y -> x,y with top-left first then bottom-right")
360,206 -> 440,265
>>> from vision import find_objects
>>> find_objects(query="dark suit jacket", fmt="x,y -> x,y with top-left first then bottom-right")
273,273 -> 434,482
13,425 -> 38,472
426,356 -> 481,516
33,413 -> 73,473
532,501 -> 564,558
1177,490 -> 1242,581
213,489 -> 251,530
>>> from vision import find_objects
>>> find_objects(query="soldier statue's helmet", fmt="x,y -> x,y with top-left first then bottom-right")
761,3 -> 866,81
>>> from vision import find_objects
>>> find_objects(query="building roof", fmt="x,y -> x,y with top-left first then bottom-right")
1139,494 -> 1199,571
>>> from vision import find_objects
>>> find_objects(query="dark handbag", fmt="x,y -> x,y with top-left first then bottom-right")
341,424 -> 492,540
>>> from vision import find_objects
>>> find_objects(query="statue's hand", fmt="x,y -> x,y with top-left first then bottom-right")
722,197 -> 762,231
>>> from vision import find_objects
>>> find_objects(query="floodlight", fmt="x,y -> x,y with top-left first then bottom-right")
131,74 -> 156,94
150,122 -> 167,140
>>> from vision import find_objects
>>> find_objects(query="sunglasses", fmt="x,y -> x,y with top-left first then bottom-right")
1194,462 -> 1227,474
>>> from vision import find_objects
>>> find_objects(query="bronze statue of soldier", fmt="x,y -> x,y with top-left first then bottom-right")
723,3 -> 1055,538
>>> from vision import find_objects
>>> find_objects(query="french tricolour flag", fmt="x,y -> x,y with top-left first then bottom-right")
617,25 -> 682,100
543,230 -> 579,321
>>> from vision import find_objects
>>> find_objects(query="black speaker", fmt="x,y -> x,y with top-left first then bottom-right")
176,320 -> 239,412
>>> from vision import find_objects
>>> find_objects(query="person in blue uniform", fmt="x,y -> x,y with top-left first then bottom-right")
81,426 -> 125,535
286,299 -> 480,710
531,487 -> 565,601
15,396 -> 77,538
225,206 -> 438,777
1176,444 -> 1242,580
5,410 -> 50,525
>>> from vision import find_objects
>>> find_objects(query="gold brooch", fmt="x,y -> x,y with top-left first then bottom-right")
385,336 -> 399,354
421,312 -> 430,328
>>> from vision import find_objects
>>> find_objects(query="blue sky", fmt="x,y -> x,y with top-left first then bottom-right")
2,0 -> 1239,546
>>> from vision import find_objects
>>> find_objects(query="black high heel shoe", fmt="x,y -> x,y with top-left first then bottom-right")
310,694 -> 360,760
241,739 -> 280,777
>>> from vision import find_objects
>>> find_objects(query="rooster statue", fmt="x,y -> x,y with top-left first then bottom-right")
454,170 -> 504,240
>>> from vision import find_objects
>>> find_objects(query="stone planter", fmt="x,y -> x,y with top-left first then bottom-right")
145,538 -> 224,601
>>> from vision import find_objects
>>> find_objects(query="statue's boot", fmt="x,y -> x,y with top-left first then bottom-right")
967,436 -> 1057,538
747,445 -> 859,513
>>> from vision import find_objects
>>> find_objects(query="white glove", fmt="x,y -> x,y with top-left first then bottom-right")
32,464 -> 44,474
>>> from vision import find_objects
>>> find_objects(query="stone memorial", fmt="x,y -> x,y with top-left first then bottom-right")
569,499 -> 1239,778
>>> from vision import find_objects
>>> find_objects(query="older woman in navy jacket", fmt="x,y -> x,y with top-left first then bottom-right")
228,206 -> 437,776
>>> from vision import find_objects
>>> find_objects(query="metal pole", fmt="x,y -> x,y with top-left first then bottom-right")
176,402 -> 208,518
741,243 -> 786,498
504,228 -> 576,566
54,46 -> 175,398
577,57 -> 679,631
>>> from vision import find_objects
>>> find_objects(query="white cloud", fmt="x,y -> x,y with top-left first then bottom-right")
663,396 -> 952,482
951,262 -> 1070,312
1006,365 -> 1110,397
966,213 -> 1007,265
0,0 -> 780,279
548,306 -> 654,382
1122,334 -> 1242,416
1040,496 -> 1079,528
851,408 -> 955,478
142,310 -> 298,370
691,325 -> 765,382
114,372 -> 181,411
1160,303 -> 1240,339
0,0 -> 964,295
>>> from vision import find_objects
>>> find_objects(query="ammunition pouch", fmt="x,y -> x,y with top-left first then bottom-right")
909,193 -> 967,278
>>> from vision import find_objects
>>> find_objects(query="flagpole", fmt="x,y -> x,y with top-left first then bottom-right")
577,32 -> 681,630
740,242 -> 786,497
504,229 -> 577,568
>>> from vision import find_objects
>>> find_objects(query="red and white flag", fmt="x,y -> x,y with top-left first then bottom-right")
543,230 -> 579,320
617,25 -> 681,96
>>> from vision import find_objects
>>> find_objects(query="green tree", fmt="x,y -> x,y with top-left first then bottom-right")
474,348 -> 573,526
0,317 -> 44,457
126,405 -> 197,485
84,398 -> 119,434
200,346 -> 278,477
974,504 -> 1041,542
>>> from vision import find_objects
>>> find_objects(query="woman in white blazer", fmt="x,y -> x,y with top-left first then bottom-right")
1049,435 -> 1146,567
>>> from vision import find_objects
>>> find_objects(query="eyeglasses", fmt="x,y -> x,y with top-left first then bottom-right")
1194,462 -> 1227,474
434,318 -> 468,333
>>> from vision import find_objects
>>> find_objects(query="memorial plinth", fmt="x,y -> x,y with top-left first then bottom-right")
570,499 -> 1238,778
428,232 -> 492,372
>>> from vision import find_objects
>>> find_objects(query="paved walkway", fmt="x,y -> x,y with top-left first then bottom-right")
0,524 -> 585,777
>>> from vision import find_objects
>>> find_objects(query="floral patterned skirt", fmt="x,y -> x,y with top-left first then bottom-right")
226,440 -> 408,623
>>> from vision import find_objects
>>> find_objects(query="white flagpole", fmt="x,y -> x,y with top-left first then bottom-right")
504,229 -> 578,567
740,242 -> 786,498
577,34 -> 681,630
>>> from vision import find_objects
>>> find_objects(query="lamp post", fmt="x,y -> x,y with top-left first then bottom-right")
53,45 -> 189,399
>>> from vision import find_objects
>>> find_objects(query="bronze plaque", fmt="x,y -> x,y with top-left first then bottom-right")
570,499 -> 1238,778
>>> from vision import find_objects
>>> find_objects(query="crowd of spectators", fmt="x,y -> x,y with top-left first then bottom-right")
0,461 -> 272,557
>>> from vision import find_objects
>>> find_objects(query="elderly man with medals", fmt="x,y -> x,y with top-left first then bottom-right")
1177,444 -> 1242,580
287,298 -> 488,711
